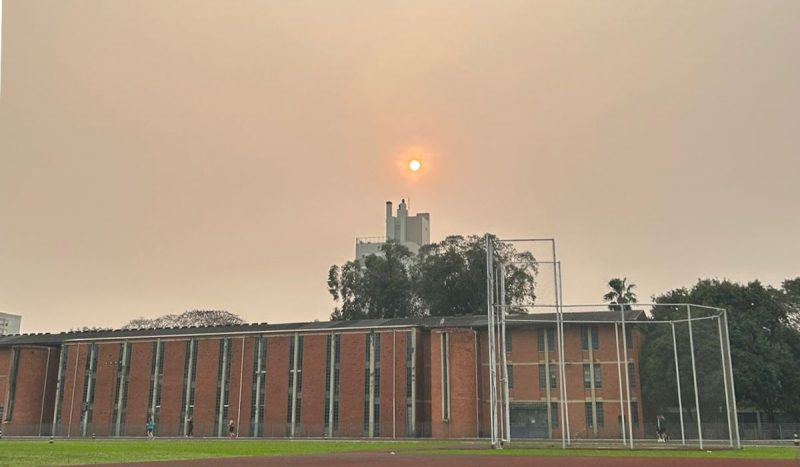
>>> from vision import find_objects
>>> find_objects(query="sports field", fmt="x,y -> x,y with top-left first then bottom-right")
0,440 -> 797,466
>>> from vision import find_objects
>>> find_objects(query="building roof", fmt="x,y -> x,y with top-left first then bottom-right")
0,310 -> 643,347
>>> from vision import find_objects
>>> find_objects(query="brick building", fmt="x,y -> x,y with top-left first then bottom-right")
0,312 -> 644,439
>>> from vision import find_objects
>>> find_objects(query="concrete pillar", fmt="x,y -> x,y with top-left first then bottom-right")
385,201 -> 395,240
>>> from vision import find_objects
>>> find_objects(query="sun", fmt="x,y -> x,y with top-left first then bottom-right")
409,159 -> 422,172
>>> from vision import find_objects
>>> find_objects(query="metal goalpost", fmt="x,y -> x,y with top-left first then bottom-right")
484,234 -> 741,450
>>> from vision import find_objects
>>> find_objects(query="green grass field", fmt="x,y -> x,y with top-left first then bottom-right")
0,439 -> 796,466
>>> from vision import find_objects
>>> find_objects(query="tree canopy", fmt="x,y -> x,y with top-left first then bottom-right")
122,310 -> 246,330
638,278 -> 800,421
327,234 -> 537,320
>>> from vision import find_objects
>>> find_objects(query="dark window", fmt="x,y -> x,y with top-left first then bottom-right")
628,362 -> 636,388
581,326 -> 599,351
583,363 -> 602,389
507,365 -> 514,389
551,402 -> 559,428
630,401 -> 639,425
505,332 -> 512,353
596,402 -> 605,428
626,327 -> 633,350
539,363 -> 557,389
3,349 -> 20,421
53,345 -> 70,434
537,328 -> 555,352
179,339 -> 199,436
214,338 -> 232,436
585,402 -> 604,429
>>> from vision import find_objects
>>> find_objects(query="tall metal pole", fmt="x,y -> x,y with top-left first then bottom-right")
722,310 -> 742,449
552,262 -> 572,444
620,306 -> 634,449
687,305 -> 703,450
499,263 -> 511,444
485,235 -> 498,447
614,323 -> 627,445
554,251 -> 569,448
717,315 -> 733,447
494,267 -> 505,444
671,322 -> 686,445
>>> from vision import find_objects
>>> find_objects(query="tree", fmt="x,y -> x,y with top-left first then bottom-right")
122,310 -> 245,330
328,241 -> 419,320
603,277 -> 637,311
412,234 -> 536,316
638,278 -> 800,424
327,234 -> 537,320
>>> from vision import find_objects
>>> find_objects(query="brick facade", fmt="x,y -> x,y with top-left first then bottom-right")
0,316 -> 645,439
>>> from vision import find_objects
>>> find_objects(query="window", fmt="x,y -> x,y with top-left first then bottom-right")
581,326 -> 599,351
147,341 -> 164,434
505,332 -> 512,353
3,348 -> 19,421
363,332 -> 381,436
630,401 -> 639,425
180,339 -> 199,436
585,402 -> 605,429
537,328 -> 555,352
584,402 -> 593,429
583,363 -> 602,389
215,338 -> 232,437
81,344 -> 100,436
323,334 -> 341,437
594,364 -> 602,388
628,362 -> 636,388
53,345 -> 69,435
626,327 -> 633,350
250,336 -> 267,437
112,342 -> 132,436
551,402 -> 559,428
440,333 -> 451,421
539,363 -> 557,389
286,335 -> 303,436
405,331 -> 415,437
507,365 -> 514,389
596,402 -> 605,428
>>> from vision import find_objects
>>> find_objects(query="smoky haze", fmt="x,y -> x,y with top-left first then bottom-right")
0,0 -> 798,332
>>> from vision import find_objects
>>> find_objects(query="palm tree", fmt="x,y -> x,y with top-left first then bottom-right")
603,277 -> 638,311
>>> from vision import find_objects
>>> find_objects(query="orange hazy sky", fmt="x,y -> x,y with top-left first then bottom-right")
1,1 -> 799,332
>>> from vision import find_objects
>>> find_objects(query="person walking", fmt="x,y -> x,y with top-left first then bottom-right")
793,431 -> 799,447
186,417 -> 194,438
656,415 -> 667,443
146,417 -> 155,440
228,418 -> 236,439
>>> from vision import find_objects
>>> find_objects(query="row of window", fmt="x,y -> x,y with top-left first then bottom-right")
583,401 -> 639,429
504,327 -> 635,353
505,362 -> 638,390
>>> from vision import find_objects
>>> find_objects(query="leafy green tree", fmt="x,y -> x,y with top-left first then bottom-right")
412,234 -> 536,316
638,278 -> 800,424
122,310 -> 245,329
327,234 -> 537,319
603,277 -> 637,310
328,241 -> 418,320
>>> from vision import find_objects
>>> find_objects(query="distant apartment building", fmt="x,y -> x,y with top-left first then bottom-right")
0,313 -> 21,336
356,200 -> 430,262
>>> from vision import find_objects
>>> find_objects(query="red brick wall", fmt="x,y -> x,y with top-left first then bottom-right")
157,340 -> 187,436
0,348 -> 11,418
1,347 -> 60,436
61,344 -> 88,437
192,338 -> 222,437
89,343 -> 120,436
263,335 -> 289,437
229,336 -> 254,437
337,333 -> 365,437
298,334 -> 325,437
124,341 -> 154,437
429,329 -> 478,438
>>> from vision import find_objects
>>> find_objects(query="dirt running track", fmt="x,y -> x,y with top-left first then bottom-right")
99,452 -> 800,467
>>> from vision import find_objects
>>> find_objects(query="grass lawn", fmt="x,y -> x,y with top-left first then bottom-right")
0,439 -> 797,466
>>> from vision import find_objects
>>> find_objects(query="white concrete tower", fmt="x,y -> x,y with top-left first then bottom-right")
386,201 -> 396,241
397,199 -> 408,243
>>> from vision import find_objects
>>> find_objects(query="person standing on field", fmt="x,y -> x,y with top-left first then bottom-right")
146,417 -> 155,440
186,417 -> 194,438
228,418 -> 236,439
